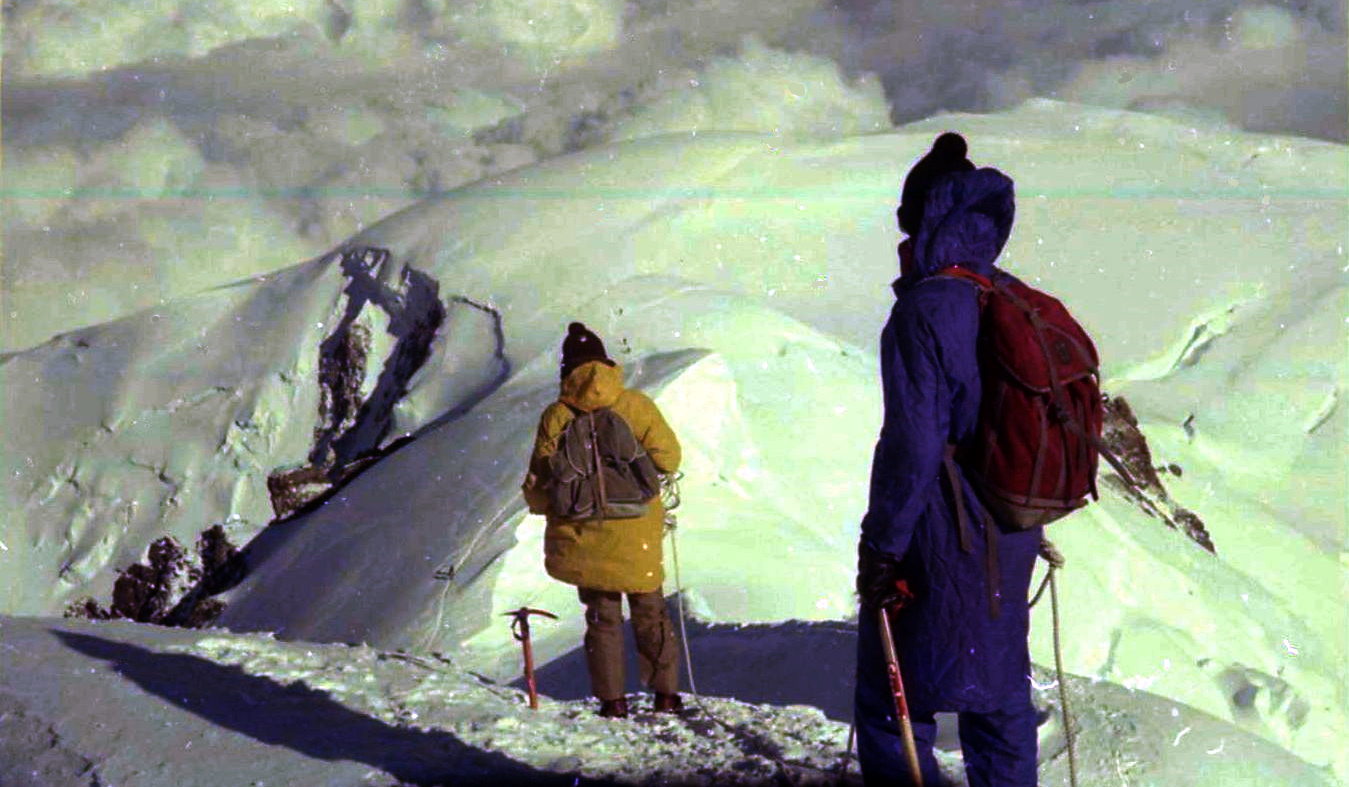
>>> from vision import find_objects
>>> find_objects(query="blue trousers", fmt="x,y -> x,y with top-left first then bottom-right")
854,608 -> 1039,787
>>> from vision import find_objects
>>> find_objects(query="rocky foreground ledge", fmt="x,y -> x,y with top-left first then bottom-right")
2,616 -> 1336,787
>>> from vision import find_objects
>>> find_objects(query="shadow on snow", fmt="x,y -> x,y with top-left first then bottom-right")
52,630 -> 585,787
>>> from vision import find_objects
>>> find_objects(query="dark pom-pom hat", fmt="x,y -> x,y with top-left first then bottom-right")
560,321 -> 614,380
898,132 -> 975,236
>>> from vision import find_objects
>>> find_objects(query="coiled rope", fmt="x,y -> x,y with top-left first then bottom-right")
1045,561 -> 1079,787
1035,539 -> 1078,787
659,472 -> 701,699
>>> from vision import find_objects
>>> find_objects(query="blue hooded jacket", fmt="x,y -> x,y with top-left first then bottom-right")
859,167 -> 1042,712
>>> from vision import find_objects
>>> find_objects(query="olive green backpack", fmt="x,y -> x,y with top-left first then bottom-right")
547,406 -> 660,520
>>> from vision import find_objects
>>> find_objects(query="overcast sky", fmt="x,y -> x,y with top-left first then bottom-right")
2,0 -> 1345,146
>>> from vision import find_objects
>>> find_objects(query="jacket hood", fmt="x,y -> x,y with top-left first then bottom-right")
908,167 -> 1015,280
559,360 -> 625,411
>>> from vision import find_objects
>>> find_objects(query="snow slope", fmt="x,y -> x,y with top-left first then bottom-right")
2,102 -> 1345,780
211,340 -> 715,650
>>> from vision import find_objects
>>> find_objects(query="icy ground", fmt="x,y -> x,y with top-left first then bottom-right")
1,615 -> 1338,787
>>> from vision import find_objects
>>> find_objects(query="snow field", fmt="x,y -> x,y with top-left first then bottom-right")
1033,492 -> 1345,776
326,109 -> 1349,780
0,102 -> 1343,784
2,0 -> 1344,781
0,256 -> 346,613
460,291 -> 876,672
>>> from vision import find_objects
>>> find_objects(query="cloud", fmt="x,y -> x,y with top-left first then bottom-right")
802,0 -> 1347,141
429,0 -> 626,64
1056,4 -> 1347,140
2,0 -> 335,79
609,36 -> 890,140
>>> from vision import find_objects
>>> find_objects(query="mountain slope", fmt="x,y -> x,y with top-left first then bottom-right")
2,101 -> 1344,779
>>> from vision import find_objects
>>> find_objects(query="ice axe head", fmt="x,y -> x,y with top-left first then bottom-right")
504,606 -> 558,640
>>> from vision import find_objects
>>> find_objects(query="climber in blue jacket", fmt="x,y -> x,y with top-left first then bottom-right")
854,133 -> 1043,787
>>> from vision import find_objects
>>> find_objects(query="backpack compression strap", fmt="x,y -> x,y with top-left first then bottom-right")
590,410 -> 608,523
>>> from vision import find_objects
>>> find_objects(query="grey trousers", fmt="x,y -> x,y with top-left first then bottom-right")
577,587 -> 680,701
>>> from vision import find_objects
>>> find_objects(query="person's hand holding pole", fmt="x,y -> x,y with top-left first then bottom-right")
859,544 -> 923,786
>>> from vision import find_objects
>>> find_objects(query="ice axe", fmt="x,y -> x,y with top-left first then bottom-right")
878,604 -> 924,787
504,607 -> 556,710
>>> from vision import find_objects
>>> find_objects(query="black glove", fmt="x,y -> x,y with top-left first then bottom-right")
857,544 -> 915,610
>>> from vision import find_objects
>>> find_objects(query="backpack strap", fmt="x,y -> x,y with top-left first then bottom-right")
935,265 -> 993,291
556,404 -> 587,477
936,268 -> 1000,619
943,445 -> 973,554
934,266 -> 993,308
983,507 -> 1001,620
945,444 -> 1002,620
589,409 -> 608,523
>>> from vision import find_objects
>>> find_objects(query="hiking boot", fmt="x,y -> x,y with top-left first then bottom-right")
653,692 -> 684,714
598,697 -> 629,719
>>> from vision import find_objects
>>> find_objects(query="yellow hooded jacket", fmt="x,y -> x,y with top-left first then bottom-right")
522,360 -> 682,593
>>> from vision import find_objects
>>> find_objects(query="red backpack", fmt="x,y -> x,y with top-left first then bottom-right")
938,267 -> 1137,531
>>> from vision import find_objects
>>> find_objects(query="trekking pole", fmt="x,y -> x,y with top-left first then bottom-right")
661,474 -> 799,786
877,605 -> 924,787
836,720 -> 857,786
504,607 -> 557,710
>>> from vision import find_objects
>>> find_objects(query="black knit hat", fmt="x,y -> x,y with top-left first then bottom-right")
898,132 -> 975,236
560,321 -> 613,380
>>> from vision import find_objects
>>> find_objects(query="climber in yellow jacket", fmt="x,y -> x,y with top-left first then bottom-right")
522,322 -> 683,719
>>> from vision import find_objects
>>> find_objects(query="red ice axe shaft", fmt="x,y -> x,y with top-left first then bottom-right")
878,605 -> 924,787
505,607 -> 556,710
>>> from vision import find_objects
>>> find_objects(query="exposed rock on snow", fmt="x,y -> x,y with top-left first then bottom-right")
64,525 -> 241,628
1100,394 -> 1216,553
1,255 -> 345,615
105,536 -> 197,622
318,249 -> 449,466
267,246 -> 458,520
268,462 -> 348,521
